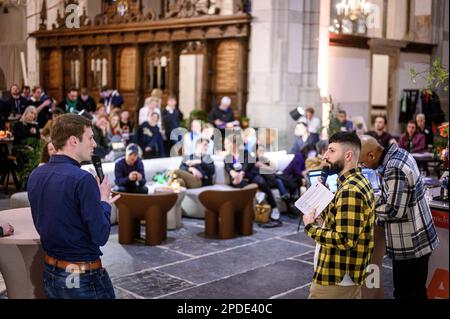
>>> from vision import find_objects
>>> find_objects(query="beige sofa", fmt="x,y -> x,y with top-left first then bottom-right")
10,151 -> 294,225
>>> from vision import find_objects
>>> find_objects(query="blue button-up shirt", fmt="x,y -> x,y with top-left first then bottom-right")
28,155 -> 111,262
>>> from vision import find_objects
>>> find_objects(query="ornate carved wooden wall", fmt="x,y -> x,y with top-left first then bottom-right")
32,0 -> 251,120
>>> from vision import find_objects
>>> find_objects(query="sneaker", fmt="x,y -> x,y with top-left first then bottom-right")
271,207 -> 280,220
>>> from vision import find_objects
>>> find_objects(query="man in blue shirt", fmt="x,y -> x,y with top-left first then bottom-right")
338,110 -> 354,132
28,113 -> 120,299
114,143 -> 148,194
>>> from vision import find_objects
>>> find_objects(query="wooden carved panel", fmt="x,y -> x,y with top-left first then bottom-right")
215,40 -> 240,93
119,47 -> 137,91
144,44 -> 171,97
64,48 -> 82,89
48,50 -> 62,89
87,47 -> 111,91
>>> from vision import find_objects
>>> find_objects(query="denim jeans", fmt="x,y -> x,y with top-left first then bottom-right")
43,263 -> 116,299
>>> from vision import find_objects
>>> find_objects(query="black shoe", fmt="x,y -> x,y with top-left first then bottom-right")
258,218 -> 283,228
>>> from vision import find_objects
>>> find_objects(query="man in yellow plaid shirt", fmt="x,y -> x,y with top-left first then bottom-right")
303,132 -> 375,299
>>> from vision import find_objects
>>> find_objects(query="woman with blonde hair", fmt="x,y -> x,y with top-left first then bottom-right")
139,97 -> 161,126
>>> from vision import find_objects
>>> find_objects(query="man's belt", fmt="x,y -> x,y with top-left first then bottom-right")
45,255 -> 102,273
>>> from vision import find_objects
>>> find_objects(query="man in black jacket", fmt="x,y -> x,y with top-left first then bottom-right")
3,84 -> 29,119
78,88 -> 97,114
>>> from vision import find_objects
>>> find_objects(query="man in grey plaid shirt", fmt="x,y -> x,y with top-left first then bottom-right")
359,135 -> 439,299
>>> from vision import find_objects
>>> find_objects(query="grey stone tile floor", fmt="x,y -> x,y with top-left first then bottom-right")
100,215 -> 395,299
0,196 -> 394,299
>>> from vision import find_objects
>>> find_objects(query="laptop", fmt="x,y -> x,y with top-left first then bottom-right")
307,169 -> 339,193
362,168 -> 381,193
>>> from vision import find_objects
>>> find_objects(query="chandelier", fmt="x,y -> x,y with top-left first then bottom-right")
331,0 -> 372,35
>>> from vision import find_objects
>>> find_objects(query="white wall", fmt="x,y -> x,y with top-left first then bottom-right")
0,5 -> 26,90
328,46 -> 371,127
179,54 -> 204,117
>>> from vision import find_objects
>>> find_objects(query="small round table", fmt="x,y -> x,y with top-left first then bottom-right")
0,208 -> 45,299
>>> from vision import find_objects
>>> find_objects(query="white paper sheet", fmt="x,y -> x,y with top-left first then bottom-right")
294,182 -> 335,218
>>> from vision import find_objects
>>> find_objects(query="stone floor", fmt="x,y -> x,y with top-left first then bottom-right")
0,195 -> 394,299
101,215 -> 394,299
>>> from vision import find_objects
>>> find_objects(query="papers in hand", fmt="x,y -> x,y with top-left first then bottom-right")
294,182 -> 334,218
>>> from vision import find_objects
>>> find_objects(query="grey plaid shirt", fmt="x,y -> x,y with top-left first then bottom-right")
376,144 -> 439,260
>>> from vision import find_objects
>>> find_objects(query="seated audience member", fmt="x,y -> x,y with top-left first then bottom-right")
0,223 -> 14,237
162,95 -> 182,155
366,115 -> 395,148
109,113 -> 122,138
183,119 -> 202,157
58,88 -> 82,114
93,104 -> 107,122
21,85 -> 31,101
305,139 -> 329,171
39,141 -> 56,165
201,122 -> 218,155
0,98 -> 5,130
139,97 -> 161,126
290,121 -> 319,154
99,86 -> 124,113
114,144 -> 148,194
92,115 -> 111,159
305,107 -> 321,134
12,106 -> 41,174
415,113 -> 433,150
78,88 -> 96,114
208,96 -> 239,130
243,128 -> 257,153
120,110 -> 133,133
4,84 -> 29,118
170,139 -> 215,188
224,136 -> 280,220
337,110 -> 354,132
138,112 -> 165,159
13,106 -> 40,145
399,120 -> 426,153
28,86 -> 52,128
41,108 -> 64,142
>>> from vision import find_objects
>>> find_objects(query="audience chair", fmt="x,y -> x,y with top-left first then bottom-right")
199,184 -> 258,239
112,191 -> 178,246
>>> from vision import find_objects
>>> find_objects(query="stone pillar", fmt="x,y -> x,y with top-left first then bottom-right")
431,0 -> 449,119
246,0 -> 321,150
26,0 -> 41,87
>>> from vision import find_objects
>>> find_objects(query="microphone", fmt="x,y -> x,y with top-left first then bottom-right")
92,155 -> 104,183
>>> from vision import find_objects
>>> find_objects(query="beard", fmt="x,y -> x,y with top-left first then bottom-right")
326,159 -> 345,175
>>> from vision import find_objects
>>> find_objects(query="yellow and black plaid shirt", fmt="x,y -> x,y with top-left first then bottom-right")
304,168 -> 375,286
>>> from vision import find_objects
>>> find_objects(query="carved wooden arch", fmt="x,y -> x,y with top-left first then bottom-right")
86,46 -> 112,93
179,40 -> 207,55
143,44 -> 172,94
64,47 -> 83,90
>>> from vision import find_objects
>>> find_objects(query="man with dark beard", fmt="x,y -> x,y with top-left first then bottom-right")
303,132 -> 375,299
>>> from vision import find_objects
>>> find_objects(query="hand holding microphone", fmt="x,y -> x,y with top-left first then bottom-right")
92,155 -> 120,204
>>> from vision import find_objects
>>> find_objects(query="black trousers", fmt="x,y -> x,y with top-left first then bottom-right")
392,253 -> 431,299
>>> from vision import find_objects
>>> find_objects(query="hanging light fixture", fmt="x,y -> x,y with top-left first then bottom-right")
334,0 -> 372,35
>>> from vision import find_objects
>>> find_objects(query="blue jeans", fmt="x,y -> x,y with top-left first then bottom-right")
43,263 -> 116,299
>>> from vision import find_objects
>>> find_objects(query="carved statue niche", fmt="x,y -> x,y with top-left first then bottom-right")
164,0 -> 219,19
144,45 -> 171,93
87,47 -> 110,91
65,48 -> 82,89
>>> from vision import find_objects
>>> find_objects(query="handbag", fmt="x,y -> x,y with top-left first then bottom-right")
254,204 -> 271,224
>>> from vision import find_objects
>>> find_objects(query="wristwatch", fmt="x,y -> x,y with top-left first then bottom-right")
0,226 -> 3,237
